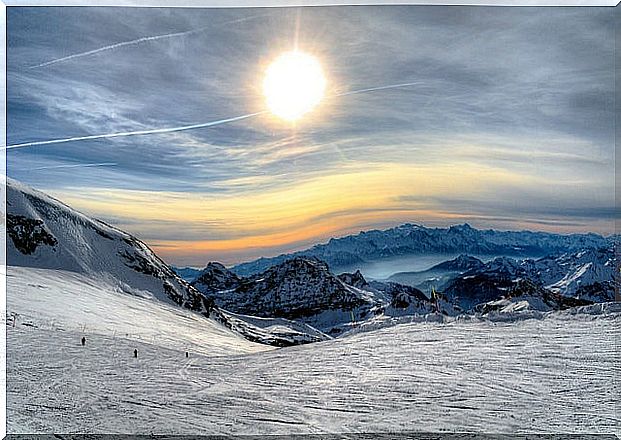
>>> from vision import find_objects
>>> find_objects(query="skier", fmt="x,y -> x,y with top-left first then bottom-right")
81,336 -> 86,346
431,286 -> 439,313
134,349 -> 138,358
185,351 -> 189,358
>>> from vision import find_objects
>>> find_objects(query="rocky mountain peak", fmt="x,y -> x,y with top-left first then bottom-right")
337,270 -> 369,289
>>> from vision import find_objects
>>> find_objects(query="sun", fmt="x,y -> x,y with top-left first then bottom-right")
263,51 -> 326,122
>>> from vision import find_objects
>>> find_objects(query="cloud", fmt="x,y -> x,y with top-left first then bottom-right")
6,6 -> 615,265
28,13 -> 270,69
19,162 -> 117,171
5,111 -> 265,150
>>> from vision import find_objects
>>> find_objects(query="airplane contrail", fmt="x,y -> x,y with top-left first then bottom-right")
4,112 -> 266,150
4,81 -> 421,151
29,14 -> 269,69
336,82 -> 422,97
23,162 -> 117,171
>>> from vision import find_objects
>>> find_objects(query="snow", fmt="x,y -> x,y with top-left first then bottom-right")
6,266 -> 270,357
6,178 -> 207,312
7,295 -> 620,434
5,179 -> 620,435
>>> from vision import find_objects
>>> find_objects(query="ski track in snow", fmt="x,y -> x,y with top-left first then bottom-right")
6,267 -> 270,357
7,295 -> 620,434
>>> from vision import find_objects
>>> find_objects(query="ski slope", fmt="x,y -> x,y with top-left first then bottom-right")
7,303 -> 620,435
6,266 -> 270,357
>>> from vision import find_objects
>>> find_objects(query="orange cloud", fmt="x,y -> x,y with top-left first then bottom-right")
48,161 -> 545,265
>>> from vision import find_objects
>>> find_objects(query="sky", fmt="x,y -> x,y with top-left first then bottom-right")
6,6 -> 616,267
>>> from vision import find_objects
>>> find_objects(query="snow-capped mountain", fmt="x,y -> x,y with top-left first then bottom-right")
192,262 -> 242,293
192,257 -> 371,320
6,178 -> 211,314
191,256 -> 460,334
232,223 -> 611,276
443,247 -> 616,310
472,279 -> 593,317
6,179 -> 323,347
536,248 -> 615,302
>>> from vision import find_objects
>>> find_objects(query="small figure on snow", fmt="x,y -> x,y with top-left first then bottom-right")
185,351 -> 189,358
134,349 -> 138,358
81,336 -> 86,346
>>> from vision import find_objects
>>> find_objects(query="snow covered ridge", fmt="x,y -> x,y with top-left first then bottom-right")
343,301 -> 621,336
192,257 -> 372,320
232,222 -> 613,276
191,257 -> 460,335
6,178 -> 214,314
5,179 -> 334,347
193,249 -> 617,336
443,248 -> 617,310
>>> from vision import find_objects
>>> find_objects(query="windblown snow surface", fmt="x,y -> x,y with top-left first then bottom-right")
6,267 -> 620,435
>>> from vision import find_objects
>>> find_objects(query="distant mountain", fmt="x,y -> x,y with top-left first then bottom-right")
192,257 -> 370,320
191,256 -> 458,335
171,266 -> 202,283
443,247 -> 616,310
231,223 -> 610,276
429,254 -> 485,272
388,254 -> 485,289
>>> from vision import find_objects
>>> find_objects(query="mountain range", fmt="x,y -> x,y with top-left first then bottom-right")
191,256 -> 455,335
190,248 -> 616,334
6,178 -> 618,345
231,223 -> 613,276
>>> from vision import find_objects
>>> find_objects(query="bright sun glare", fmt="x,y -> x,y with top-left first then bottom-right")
263,51 -> 326,122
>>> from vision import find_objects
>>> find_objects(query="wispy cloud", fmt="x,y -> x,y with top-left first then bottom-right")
20,162 -> 117,171
5,81 -> 428,150
5,111 -> 265,150
7,6 -> 615,265
28,13 -> 270,69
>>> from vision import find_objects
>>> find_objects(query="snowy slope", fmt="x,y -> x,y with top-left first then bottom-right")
6,179 -> 322,347
232,223 -> 611,276
6,266 -> 269,357
6,178 -> 210,313
7,305 -> 620,434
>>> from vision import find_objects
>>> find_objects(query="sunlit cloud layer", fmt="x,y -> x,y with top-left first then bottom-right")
7,6 -> 615,266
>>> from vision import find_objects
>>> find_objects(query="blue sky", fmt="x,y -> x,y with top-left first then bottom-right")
6,6 -> 616,266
